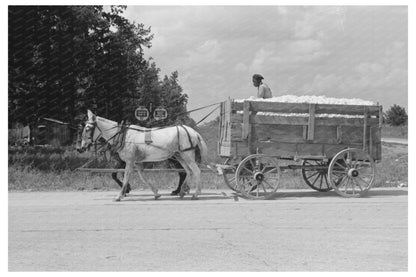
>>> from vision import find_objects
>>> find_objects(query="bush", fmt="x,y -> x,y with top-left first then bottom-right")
385,104 -> 408,126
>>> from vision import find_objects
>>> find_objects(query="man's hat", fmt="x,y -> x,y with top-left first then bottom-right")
252,74 -> 264,81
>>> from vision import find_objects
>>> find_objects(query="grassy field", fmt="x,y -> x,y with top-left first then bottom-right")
381,124 -> 408,138
8,142 -> 408,192
8,121 -> 408,191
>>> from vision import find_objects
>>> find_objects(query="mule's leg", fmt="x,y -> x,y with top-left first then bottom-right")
173,155 -> 193,199
171,172 -> 187,196
114,161 -> 133,202
188,161 -> 201,200
111,172 -> 122,188
179,171 -> 191,198
136,163 -> 161,200
178,152 -> 201,200
111,173 -> 131,194
112,154 -> 131,193
168,157 -> 187,195
179,172 -> 189,193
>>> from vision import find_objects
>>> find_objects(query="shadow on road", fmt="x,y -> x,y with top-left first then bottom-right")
267,188 -> 408,200
101,191 -> 238,202
98,188 -> 407,202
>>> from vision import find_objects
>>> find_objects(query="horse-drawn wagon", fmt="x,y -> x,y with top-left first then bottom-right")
217,97 -> 383,199
77,96 -> 383,201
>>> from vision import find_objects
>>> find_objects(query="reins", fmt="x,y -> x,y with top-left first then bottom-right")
174,101 -> 222,118
194,105 -> 220,126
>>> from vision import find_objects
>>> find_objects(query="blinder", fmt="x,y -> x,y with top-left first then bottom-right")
81,121 -> 102,150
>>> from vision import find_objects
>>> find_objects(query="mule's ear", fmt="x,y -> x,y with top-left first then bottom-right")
87,110 -> 96,121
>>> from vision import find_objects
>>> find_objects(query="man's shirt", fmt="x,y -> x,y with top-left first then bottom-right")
257,83 -> 272,99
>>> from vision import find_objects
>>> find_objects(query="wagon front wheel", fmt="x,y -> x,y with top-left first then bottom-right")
301,160 -> 332,192
328,148 -> 376,198
236,154 -> 281,200
222,158 -> 240,192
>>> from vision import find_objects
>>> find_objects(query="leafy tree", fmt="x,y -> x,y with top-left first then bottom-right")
8,5 -> 192,133
8,6 -> 153,126
160,71 -> 194,126
89,6 -> 153,122
385,104 -> 408,126
130,64 -> 193,128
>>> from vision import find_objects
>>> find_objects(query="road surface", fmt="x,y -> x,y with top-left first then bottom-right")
382,137 -> 408,145
9,188 -> 408,271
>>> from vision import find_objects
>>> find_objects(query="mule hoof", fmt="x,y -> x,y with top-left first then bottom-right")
191,195 -> 199,200
184,185 -> 190,194
179,193 -> 185,199
154,194 -> 162,200
113,196 -> 121,202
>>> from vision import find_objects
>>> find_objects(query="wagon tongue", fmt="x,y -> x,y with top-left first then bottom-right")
210,163 -> 233,175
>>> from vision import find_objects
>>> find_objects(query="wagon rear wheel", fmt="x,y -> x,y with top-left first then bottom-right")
236,154 -> 281,200
301,160 -> 332,192
328,148 -> 376,198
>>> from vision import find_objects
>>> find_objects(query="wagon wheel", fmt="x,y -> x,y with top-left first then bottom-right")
328,148 -> 376,198
221,158 -> 250,193
222,158 -> 239,192
301,160 -> 332,192
235,154 -> 281,200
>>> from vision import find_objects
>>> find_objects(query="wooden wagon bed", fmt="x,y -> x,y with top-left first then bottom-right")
218,98 -> 382,161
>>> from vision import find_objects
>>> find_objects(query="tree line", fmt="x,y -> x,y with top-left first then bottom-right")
9,6 -> 193,129
384,105 -> 407,126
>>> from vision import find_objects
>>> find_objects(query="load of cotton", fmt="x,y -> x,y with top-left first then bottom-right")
235,95 -> 376,106
235,95 -> 376,118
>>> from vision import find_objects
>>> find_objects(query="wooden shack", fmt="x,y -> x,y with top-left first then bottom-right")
32,118 -> 73,146
8,124 -> 31,145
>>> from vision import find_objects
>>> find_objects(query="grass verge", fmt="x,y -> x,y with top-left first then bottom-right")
381,124 -> 408,139
8,144 -> 407,192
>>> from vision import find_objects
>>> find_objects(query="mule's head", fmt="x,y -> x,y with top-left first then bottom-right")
76,110 -> 99,153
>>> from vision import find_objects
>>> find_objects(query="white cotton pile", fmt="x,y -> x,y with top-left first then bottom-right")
253,112 -> 363,118
236,111 -> 364,118
235,95 -> 376,106
235,95 -> 377,118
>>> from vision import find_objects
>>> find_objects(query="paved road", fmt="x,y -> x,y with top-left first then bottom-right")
9,188 -> 408,271
382,137 -> 408,145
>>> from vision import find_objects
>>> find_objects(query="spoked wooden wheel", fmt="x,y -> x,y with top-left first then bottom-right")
328,148 -> 376,198
222,158 -> 240,192
301,160 -> 332,192
235,154 -> 281,199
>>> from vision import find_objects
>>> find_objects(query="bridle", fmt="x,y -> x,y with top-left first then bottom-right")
79,120 -> 124,154
81,121 -> 103,150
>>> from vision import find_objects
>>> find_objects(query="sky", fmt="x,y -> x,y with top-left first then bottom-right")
122,6 -> 408,123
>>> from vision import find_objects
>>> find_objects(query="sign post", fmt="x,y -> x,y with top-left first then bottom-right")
134,106 -> 149,121
153,107 -> 168,121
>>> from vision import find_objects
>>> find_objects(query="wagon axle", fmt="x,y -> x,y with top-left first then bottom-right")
254,171 -> 265,182
348,168 -> 359,178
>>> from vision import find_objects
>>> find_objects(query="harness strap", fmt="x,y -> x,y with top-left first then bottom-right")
128,126 -> 162,132
179,125 -> 196,152
112,125 -> 127,152
145,130 -> 152,144
176,126 -> 180,151
90,122 -> 106,153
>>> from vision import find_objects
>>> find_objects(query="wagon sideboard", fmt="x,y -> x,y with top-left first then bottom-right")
218,98 -> 382,161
